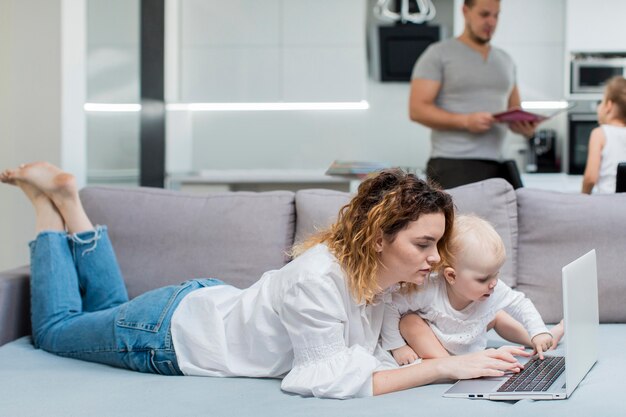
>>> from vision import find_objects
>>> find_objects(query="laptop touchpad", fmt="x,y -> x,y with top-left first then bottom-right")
447,377 -> 505,394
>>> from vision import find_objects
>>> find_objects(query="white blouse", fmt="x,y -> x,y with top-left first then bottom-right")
170,244 -> 398,399
381,274 -> 549,356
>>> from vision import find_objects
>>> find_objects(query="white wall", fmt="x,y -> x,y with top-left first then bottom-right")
86,0 -> 140,183
90,0 -> 569,178
493,0 -> 566,101
173,0 -> 435,174
179,0 -> 568,174
493,0 -> 567,166
0,0 -> 86,271
567,0 -> 626,52
189,79 -> 431,171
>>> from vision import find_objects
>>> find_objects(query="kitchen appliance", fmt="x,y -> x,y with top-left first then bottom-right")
374,0 -> 440,82
377,23 -> 440,81
527,129 -> 559,173
571,53 -> 626,95
567,100 -> 599,174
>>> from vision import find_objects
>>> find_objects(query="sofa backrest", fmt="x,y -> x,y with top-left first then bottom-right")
446,179 -> 518,288
80,187 -> 296,297
294,178 -> 519,287
515,188 -> 626,323
80,181 -> 626,325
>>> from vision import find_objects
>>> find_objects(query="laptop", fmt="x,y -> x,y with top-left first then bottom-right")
444,249 -> 599,400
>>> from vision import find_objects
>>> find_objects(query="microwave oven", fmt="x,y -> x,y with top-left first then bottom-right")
571,55 -> 626,95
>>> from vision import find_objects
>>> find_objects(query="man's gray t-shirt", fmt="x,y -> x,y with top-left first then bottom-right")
412,38 -> 516,160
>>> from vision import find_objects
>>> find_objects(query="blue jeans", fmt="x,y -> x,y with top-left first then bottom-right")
29,226 -> 222,375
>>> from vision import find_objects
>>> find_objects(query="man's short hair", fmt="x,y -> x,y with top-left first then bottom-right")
464,0 -> 500,7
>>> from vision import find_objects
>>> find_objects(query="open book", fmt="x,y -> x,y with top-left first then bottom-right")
493,103 -> 574,123
325,160 -> 390,179
493,108 -> 548,123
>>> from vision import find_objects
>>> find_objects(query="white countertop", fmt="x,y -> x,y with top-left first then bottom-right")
167,169 -> 352,184
521,173 -> 583,193
166,170 -> 584,194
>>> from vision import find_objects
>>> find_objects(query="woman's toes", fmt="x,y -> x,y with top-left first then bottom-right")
0,169 -> 17,185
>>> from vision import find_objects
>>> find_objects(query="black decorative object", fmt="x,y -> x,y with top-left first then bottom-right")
378,23 -> 440,82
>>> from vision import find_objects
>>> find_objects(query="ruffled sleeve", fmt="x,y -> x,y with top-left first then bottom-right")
495,282 -> 550,339
278,274 -> 381,399
380,298 -> 406,351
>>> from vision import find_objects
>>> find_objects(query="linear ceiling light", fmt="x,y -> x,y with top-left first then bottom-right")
84,103 -> 142,112
521,100 -> 570,110
84,101 -> 370,112
166,101 -> 370,111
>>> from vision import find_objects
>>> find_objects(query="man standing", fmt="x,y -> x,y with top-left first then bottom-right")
409,0 -> 536,189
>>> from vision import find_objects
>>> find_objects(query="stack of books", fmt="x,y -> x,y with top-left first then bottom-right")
325,160 -> 391,179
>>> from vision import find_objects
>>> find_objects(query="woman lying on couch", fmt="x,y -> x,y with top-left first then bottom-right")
0,162 -> 528,399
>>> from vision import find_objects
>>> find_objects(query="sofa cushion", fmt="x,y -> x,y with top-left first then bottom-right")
80,187 -> 295,297
294,189 -> 351,244
0,266 -> 30,345
2,328 -> 626,416
516,189 -> 626,323
295,179 -> 518,287
446,179 -> 518,288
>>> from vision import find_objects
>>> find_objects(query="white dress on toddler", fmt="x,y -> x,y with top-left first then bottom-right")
381,274 -> 549,356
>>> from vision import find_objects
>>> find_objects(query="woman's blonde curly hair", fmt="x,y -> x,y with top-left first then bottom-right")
292,169 -> 454,304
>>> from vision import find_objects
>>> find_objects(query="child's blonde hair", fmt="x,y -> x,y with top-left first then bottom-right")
441,214 -> 506,270
605,76 -> 626,123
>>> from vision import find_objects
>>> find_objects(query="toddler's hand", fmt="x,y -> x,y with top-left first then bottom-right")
531,333 -> 554,359
392,345 -> 419,366
549,319 -> 565,349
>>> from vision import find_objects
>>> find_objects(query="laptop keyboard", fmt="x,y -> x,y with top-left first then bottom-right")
497,356 -> 565,392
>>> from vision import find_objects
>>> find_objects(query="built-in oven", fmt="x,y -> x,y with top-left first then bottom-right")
568,112 -> 599,174
571,54 -> 626,95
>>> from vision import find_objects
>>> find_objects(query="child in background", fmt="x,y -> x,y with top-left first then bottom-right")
582,75 -> 626,194
381,214 -> 564,365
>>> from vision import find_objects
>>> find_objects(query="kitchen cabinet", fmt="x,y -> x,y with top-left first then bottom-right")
179,0 -> 366,103
493,0 -> 566,101
567,0 -> 626,52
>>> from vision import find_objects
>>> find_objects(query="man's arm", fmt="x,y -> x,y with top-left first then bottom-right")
409,78 -> 495,133
507,84 -> 522,109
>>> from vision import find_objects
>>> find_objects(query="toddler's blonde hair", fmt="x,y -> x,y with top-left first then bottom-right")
442,214 -> 506,270
605,76 -> 626,122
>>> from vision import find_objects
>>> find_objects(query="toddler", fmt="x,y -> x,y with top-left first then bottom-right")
381,214 -> 564,365
582,75 -> 626,194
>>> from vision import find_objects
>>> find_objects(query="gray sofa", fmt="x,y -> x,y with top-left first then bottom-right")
1,178 -> 625,417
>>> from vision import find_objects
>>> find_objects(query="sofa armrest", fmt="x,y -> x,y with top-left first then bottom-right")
0,265 -> 30,346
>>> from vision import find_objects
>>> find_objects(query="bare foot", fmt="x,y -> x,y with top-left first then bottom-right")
1,167 -> 64,231
0,167 -> 46,202
6,162 -> 78,204
7,162 -> 93,233
1,168 -> 48,205
0,168 -> 18,185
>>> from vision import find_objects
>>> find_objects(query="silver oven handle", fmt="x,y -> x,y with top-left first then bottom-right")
569,113 -> 598,122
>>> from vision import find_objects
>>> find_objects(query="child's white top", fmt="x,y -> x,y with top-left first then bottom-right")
381,274 -> 549,355
596,124 -> 626,193
170,244 -> 398,399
